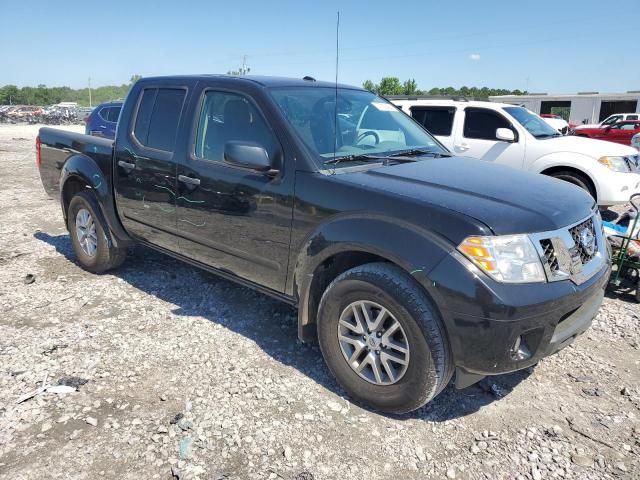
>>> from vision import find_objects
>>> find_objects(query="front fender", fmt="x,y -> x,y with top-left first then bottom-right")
530,152 -> 600,197
292,213 -> 457,341
60,155 -> 131,246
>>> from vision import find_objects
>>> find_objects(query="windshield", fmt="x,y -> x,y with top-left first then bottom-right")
269,87 -> 445,165
503,106 -> 559,138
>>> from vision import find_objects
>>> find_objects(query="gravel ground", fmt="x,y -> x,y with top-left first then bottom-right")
0,123 -> 638,480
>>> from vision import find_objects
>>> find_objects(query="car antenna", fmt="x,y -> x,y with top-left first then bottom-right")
333,10 -> 340,166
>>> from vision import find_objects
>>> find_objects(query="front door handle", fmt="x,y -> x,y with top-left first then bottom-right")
178,174 -> 201,186
454,143 -> 470,151
118,160 -> 135,169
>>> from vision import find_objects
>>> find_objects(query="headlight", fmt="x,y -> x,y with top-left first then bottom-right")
598,156 -> 629,172
458,235 -> 546,283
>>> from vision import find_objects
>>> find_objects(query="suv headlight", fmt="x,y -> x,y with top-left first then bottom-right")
598,156 -> 630,172
458,235 -> 546,283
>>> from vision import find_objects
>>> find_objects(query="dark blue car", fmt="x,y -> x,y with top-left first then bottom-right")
85,101 -> 122,138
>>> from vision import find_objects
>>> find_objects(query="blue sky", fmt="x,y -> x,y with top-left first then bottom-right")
2,0 -> 638,93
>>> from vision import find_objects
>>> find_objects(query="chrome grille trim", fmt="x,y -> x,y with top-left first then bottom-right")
529,211 -> 607,285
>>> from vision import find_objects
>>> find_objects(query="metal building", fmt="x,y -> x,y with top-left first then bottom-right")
489,91 -> 640,125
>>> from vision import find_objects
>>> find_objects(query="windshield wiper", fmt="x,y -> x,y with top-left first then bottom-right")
388,148 -> 451,158
323,153 -> 386,166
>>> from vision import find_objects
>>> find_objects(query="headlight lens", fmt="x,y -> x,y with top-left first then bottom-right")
458,235 -> 546,283
598,156 -> 630,172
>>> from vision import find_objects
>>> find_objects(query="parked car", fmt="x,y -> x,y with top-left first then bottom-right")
85,101 -> 122,138
573,112 -> 640,131
573,120 -> 640,146
392,98 -> 640,206
540,113 -> 569,134
37,75 -> 609,414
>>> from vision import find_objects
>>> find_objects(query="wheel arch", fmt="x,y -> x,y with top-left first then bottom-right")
292,216 -> 454,342
539,165 -> 598,201
60,155 -> 131,247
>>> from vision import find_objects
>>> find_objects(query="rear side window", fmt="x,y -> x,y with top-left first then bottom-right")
627,115 -> 638,121
410,107 -> 455,136
134,88 -> 186,152
463,108 -> 512,140
106,106 -> 121,122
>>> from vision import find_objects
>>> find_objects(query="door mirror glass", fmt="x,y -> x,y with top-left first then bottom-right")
496,128 -> 515,142
224,141 -> 272,172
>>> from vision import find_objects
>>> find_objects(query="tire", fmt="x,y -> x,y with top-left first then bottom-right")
317,262 -> 453,414
549,170 -> 596,200
67,190 -> 127,273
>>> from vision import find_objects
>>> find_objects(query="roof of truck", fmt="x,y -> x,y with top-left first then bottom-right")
139,74 -> 361,90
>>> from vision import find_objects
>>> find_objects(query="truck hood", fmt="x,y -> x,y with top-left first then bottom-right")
338,157 -> 595,235
540,135 -> 638,157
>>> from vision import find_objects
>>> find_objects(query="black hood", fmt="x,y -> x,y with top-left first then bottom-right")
337,157 -> 595,235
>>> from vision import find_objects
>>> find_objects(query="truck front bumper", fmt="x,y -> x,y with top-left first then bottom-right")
427,253 -> 610,388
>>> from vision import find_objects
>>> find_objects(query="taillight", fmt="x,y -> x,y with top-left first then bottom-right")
36,135 -> 42,168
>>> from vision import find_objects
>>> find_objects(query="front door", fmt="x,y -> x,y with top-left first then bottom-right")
175,88 -> 293,292
453,107 -> 525,168
113,86 -> 189,251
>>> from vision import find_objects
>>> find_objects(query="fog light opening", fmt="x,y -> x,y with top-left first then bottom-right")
510,335 -> 532,361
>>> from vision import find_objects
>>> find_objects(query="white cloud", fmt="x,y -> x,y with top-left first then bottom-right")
469,53 -> 481,61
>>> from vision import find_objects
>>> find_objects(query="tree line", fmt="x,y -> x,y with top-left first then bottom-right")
1,75 -> 527,106
363,77 -> 527,98
0,75 -> 142,106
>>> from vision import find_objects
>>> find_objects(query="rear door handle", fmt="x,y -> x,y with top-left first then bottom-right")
118,160 -> 135,169
178,174 -> 201,186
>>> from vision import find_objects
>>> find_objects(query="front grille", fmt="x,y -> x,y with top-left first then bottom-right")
569,217 -> 597,264
540,239 -> 559,273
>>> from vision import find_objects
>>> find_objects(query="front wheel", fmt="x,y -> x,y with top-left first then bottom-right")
317,262 -> 453,414
549,170 -> 596,200
67,190 -> 127,273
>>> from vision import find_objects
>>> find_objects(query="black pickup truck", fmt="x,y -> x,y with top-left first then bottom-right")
37,75 -> 610,413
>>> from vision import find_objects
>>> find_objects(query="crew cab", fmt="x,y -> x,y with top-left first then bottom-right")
573,120 -> 640,146
37,75 -> 610,414
392,98 -> 640,206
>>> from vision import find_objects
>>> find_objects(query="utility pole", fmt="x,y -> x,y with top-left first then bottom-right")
88,77 -> 92,107
240,56 -> 250,75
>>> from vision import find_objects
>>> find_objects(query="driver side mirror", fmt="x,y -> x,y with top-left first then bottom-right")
496,128 -> 515,142
224,141 -> 274,172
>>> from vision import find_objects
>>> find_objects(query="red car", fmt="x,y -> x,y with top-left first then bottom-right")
574,120 -> 640,146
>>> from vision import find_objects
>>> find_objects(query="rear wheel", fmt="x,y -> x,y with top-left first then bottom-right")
549,170 -> 596,200
67,190 -> 127,273
317,262 -> 453,414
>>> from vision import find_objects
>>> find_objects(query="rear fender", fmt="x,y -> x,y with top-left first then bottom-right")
60,155 -> 131,247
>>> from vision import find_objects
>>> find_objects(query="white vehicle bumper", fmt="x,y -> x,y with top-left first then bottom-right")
597,171 -> 640,206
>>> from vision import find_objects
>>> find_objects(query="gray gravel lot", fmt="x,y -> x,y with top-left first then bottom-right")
0,124 -> 638,480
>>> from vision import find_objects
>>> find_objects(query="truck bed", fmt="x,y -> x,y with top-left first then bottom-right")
38,127 -> 113,199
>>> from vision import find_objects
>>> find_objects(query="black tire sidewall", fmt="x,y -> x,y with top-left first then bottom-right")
67,191 -> 110,272
552,172 -> 595,199
318,271 -> 444,414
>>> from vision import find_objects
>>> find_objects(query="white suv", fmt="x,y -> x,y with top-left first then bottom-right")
392,98 -> 640,206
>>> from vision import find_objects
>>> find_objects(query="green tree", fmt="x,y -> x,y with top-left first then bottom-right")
402,79 -> 419,95
377,77 -> 403,96
130,74 -> 142,85
362,80 -> 377,93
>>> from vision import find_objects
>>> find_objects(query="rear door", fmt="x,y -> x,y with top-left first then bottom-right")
454,107 -> 525,168
409,105 -> 457,150
174,84 -> 293,292
113,84 -> 190,251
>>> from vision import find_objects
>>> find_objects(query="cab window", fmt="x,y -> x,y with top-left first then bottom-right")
410,106 -> 456,136
463,108 -> 513,141
194,90 -> 278,162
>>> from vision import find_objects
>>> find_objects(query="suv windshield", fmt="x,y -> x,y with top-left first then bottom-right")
503,106 -> 560,138
270,87 -> 445,166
